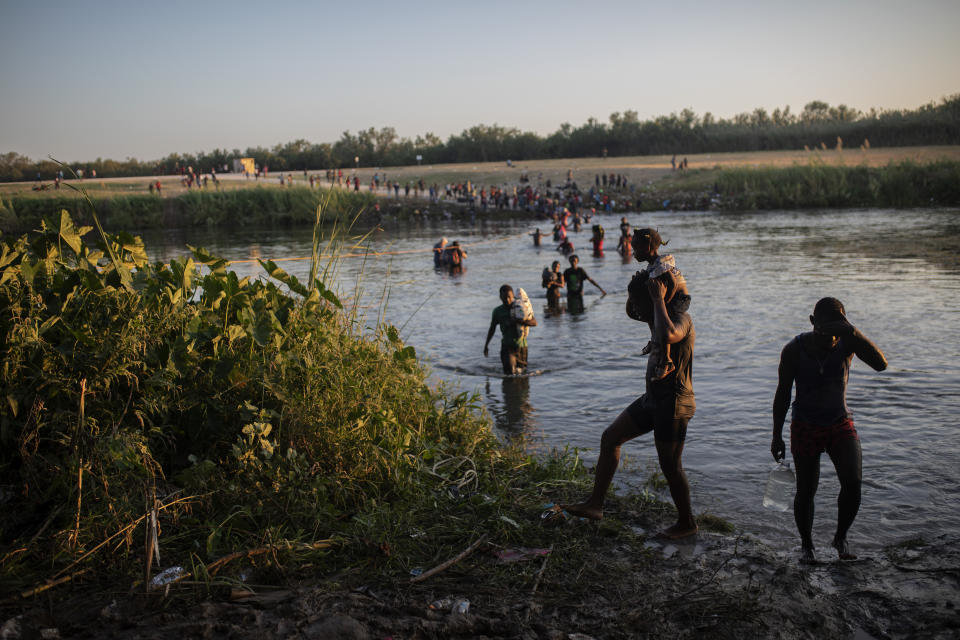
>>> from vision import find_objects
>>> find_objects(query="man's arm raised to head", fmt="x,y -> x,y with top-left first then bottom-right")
850,326 -> 888,372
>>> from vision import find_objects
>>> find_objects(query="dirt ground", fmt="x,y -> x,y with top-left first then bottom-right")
3,505 -> 957,640
5,146 -> 960,201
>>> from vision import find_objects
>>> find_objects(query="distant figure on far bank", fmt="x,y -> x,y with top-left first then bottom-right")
772,297 -> 887,563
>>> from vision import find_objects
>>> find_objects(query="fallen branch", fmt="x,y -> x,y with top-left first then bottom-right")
1,569 -> 91,604
654,553 -> 735,608
144,539 -> 337,592
523,544 -> 553,622
206,539 -> 335,575
411,534 -> 488,584
51,493 -> 199,581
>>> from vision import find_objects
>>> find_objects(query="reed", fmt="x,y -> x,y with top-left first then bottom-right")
0,201 -> 598,599
715,159 -> 960,209
0,186 -> 379,234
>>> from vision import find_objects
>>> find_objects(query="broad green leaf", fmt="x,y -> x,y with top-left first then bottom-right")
188,245 -> 230,275
226,324 -> 246,343
260,259 -> 309,297
57,210 -> 83,255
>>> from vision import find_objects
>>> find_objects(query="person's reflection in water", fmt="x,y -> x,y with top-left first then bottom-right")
489,376 -> 534,436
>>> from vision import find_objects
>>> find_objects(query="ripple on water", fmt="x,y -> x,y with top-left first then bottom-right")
141,208 -> 960,554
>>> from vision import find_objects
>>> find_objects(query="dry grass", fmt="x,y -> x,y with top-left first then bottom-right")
5,146 -> 959,200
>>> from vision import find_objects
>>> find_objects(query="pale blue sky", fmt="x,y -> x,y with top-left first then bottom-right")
1,0 -> 958,162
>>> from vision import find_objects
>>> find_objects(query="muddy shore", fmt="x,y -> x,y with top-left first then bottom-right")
3,495 -> 957,639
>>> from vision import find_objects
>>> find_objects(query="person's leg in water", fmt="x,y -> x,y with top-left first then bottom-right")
793,453 -> 821,563
827,436 -> 862,560
563,410 -> 650,520
516,345 -> 528,374
500,347 -> 518,375
655,435 -> 698,538
568,292 -> 584,314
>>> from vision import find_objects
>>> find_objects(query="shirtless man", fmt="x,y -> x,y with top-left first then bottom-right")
772,297 -> 887,563
564,274 -> 697,538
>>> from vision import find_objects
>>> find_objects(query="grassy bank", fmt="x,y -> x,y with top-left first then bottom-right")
4,157 -> 959,234
0,205 -> 607,600
635,159 -> 960,211
0,186 -> 380,234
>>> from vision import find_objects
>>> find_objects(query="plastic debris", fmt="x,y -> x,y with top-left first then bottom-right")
540,503 -> 576,527
409,567 -> 423,577
493,547 -> 552,564
149,566 -> 186,588
429,598 -> 470,614
1,616 -> 22,640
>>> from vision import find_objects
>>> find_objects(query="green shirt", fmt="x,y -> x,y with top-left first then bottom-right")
492,304 -> 526,348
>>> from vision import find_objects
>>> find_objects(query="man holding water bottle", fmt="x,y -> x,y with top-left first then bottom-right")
772,297 -> 887,563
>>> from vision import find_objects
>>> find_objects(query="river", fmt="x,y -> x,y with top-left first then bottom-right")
142,207 -> 960,558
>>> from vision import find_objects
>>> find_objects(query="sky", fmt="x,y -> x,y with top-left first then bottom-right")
1,0 -> 958,162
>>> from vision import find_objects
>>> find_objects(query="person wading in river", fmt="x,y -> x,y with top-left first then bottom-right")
771,297 -> 887,563
563,270 -> 697,539
484,285 -> 538,375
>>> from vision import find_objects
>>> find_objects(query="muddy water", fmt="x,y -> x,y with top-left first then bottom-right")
143,207 -> 960,558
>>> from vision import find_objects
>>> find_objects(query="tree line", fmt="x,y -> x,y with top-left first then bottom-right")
3,95 -> 958,182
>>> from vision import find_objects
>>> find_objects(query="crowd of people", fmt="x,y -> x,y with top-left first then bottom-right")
451,211 -> 888,561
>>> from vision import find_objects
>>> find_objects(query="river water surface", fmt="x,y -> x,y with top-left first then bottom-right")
143,207 -> 960,558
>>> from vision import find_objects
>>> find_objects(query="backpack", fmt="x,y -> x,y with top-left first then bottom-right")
592,224 -> 605,240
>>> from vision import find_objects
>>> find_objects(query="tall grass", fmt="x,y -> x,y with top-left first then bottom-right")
0,200 -> 589,598
0,186 -> 378,234
715,159 -> 960,209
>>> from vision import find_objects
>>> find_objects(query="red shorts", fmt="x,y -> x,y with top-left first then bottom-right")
790,417 -> 858,458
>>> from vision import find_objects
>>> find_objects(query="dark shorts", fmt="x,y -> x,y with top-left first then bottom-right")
500,345 -> 528,375
790,417 -> 858,458
625,395 -> 689,443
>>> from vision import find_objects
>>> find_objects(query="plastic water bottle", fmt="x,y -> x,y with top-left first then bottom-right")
762,461 -> 795,511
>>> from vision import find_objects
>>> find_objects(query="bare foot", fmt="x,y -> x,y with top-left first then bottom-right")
652,362 -> 675,380
833,537 -> 857,561
800,545 -> 817,565
561,502 -> 603,521
658,523 -> 698,539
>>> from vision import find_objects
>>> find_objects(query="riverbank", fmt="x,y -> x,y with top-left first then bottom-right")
3,148 -> 960,234
5,500 -> 957,639
2,211 -> 957,638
